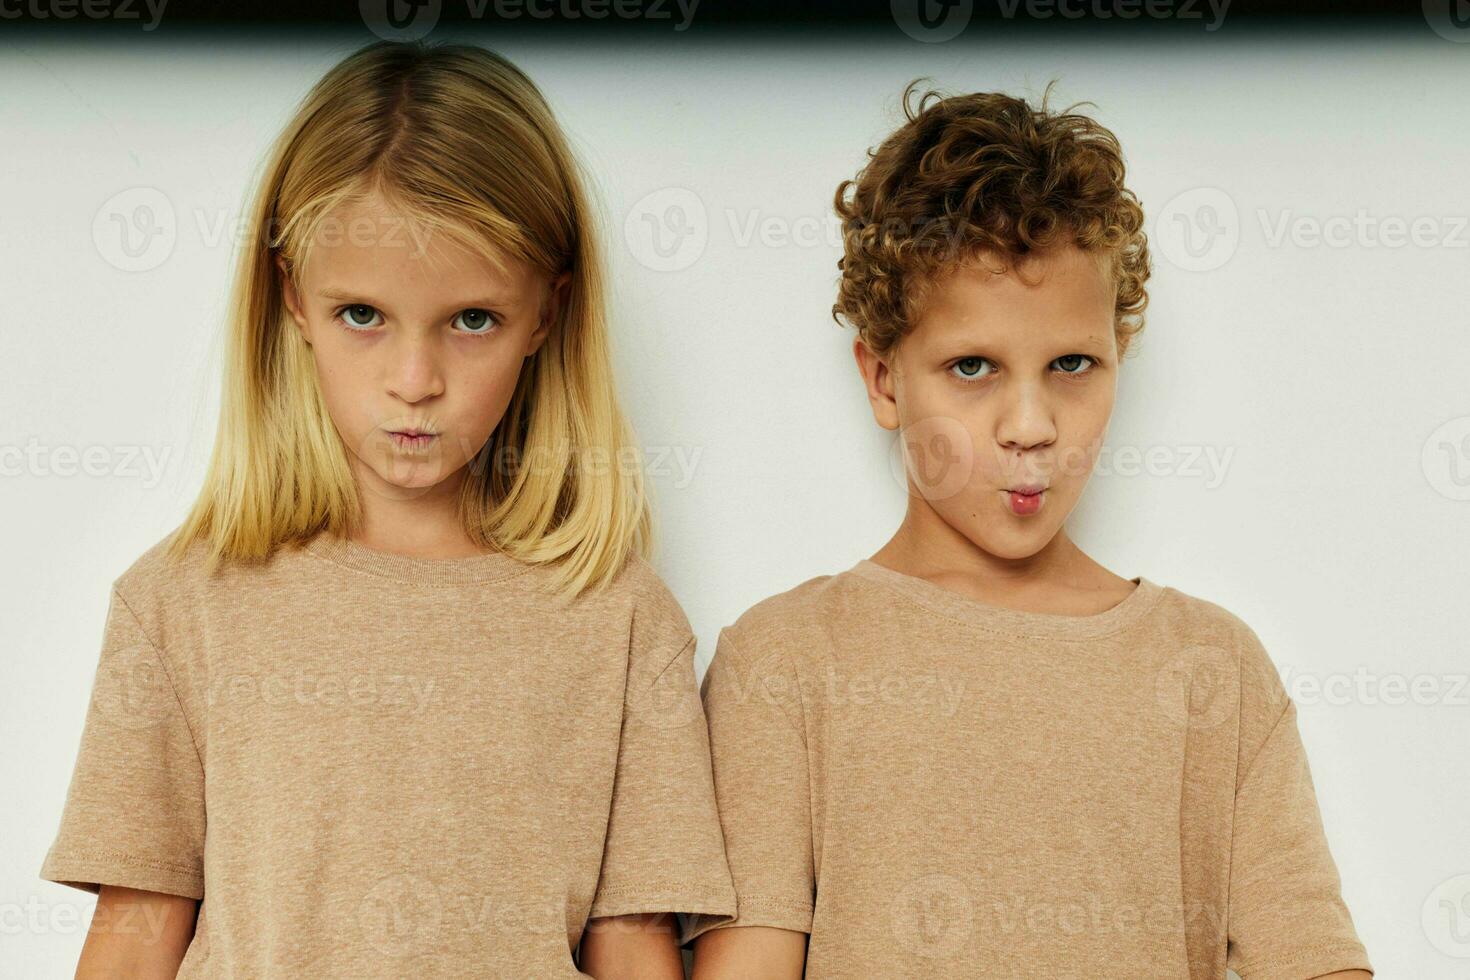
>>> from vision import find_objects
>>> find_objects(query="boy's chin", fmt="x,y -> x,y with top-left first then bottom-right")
937,506 -> 1066,562
967,531 -> 1061,563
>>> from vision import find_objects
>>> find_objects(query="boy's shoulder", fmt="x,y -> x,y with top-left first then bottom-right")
1151,579 -> 1269,648
719,563 -> 873,658
723,565 -> 1283,685
1146,579 -> 1292,713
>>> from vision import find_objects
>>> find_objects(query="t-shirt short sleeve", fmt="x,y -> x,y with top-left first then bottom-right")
588,615 -> 738,937
40,587 -> 206,900
1225,628 -> 1373,979
683,625 -> 815,945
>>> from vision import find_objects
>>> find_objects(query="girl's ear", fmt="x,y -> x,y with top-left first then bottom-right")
853,337 -> 901,431
275,252 -> 311,342
527,269 -> 570,358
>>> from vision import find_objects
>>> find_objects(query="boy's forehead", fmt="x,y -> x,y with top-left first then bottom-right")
910,254 -> 1114,351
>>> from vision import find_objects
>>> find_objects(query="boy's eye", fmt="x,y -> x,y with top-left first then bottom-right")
951,356 -> 993,381
453,308 -> 498,334
1054,354 -> 1095,374
339,304 -> 382,330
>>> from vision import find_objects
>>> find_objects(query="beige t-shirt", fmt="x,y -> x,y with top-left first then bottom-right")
687,559 -> 1372,980
41,528 -> 736,978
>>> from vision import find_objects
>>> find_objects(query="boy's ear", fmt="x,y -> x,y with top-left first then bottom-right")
853,337 -> 901,431
528,269 -> 569,357
275,252 -> 310,342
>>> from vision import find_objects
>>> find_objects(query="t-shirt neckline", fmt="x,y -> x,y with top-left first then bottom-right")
301,530 -> 530,586
848,558 -> 1164,639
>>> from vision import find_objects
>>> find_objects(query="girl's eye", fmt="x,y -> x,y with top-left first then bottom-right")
338,304 -> 382,330
950,357 -> 994,382
1054,354 -> 1096,375
453,309 -> 499,335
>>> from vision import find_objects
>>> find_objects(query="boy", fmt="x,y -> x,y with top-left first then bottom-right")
686,83 -> 1372,979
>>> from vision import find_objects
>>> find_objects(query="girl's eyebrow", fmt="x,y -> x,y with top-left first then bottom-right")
319,288 -> 380,304
317,288 -> 508,312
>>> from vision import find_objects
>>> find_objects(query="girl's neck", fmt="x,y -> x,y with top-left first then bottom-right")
347,462 -> 493,559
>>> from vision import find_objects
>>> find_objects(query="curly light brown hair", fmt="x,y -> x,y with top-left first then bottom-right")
832,79 -> 1151,358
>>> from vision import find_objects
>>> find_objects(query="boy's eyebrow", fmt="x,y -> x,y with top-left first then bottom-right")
932,333 -> 1115,356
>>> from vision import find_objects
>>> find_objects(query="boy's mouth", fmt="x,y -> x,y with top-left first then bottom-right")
1004,485 -> 1046,516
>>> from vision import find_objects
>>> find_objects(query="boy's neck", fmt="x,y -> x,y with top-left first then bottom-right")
870,500 -> 1131,614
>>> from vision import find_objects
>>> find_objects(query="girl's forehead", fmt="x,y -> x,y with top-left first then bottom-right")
297,208 -> 524,287
303,186 -> 512,260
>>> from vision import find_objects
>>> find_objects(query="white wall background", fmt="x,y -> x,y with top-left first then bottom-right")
3,22 -> 1468,977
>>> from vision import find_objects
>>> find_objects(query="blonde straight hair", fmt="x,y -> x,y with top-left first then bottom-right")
169,40 -> 652,598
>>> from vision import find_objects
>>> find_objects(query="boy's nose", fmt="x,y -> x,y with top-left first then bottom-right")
994,385 -> 1056,451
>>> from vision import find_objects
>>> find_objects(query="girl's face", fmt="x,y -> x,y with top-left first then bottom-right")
279,194 -> 566,501
857,244 -> 1119,561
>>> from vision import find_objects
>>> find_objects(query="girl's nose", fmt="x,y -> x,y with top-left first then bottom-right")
386,332 -> 446,404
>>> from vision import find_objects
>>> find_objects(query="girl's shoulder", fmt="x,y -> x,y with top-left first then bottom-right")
112,523 -> 292,600
598,552 -> 697,650
107,525 -> 327,651
603,552 -> 683,610
111,524 -> 213,604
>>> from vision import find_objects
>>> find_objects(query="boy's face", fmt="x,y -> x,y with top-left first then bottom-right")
278,192 -> 566,502
856,244 -> 1118,561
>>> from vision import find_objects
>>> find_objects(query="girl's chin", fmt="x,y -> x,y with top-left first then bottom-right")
364,463 -> 455,497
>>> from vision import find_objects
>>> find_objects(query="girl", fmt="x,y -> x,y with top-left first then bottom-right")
41,40 -> 735,978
